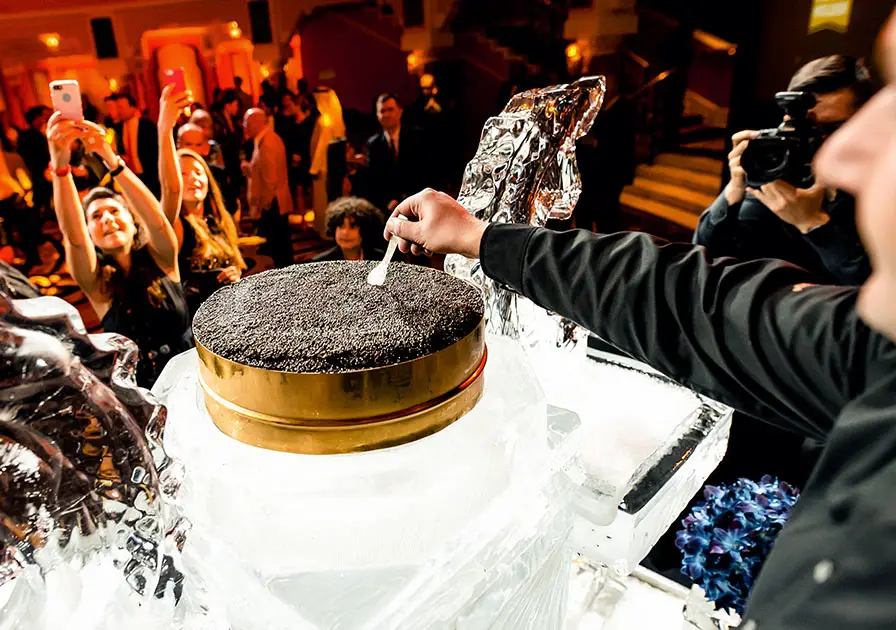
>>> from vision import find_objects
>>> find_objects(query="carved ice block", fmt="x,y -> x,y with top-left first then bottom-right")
528,338 -> 732,576
153,335 -> 580,630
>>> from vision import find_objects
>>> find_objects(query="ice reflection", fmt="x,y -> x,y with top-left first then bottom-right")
445,76 -> 605,342
0,267 -> 188,627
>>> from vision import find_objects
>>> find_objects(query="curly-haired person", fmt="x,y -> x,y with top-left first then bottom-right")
313,196 -> 388,261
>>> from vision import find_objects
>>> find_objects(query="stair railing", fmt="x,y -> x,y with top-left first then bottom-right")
605,49 -> 684,165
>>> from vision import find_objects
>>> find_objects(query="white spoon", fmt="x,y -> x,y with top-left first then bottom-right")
367,215 -> 408,286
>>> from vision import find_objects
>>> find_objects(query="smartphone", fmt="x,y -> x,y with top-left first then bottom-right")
49,80 -> 84,122
163,67 -> 187,93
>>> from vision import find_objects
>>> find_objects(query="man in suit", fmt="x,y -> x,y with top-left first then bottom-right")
365,93 -> 428,213
242,108 -> 293,267
113,94 -> 160,198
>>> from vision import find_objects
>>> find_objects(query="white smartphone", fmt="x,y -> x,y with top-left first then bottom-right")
49,80 -> 84,122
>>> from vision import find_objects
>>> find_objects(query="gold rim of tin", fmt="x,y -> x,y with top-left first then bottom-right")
200,349 -> 487,454
194,312 -> 486,454
195,319 -> 484,420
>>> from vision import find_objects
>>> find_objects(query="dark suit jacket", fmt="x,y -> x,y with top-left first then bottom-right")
364,126 -> 428,212
114,117 -> 160,196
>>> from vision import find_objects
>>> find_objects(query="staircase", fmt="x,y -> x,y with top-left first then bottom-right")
620,136 -> 724,241
450,0 -> 570,81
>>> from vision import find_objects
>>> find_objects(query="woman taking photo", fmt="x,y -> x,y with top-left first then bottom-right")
171,148 -> 246,314
157,88 -> 246,315
47,89 -> 193,387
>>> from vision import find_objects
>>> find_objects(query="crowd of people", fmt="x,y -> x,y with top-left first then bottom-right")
0,73 -> 455,386
0,7 -> 893,619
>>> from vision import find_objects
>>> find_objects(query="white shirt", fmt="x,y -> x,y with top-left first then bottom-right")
385,126 -> 401,157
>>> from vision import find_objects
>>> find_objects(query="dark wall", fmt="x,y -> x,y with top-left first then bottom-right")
299,5 -> 418,115
730,0 -> 892,131
752,0 -> 890,101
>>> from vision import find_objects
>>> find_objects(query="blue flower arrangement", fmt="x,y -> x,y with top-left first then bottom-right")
676,476 -> 800,614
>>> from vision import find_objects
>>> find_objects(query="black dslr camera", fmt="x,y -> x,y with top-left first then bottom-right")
741,91 -> 823,188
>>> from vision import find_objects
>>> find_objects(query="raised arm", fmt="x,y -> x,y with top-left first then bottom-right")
157,84 -> 191,225
81,121 -> 180,276
47,113 -> 97,293
386,190 -> 888,442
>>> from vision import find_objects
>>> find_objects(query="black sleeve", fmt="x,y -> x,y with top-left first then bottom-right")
802,219 -> 871,286
692,193 -> 739,255
480,224 -> 881,441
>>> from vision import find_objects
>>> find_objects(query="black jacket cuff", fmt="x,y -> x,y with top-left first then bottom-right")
480,223 -> 538,293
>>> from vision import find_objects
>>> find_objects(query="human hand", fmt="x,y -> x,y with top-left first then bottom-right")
747,180 -> 829,233
384,189 -> 487,258
158,84 -> 192,133
217,266 -> 241,284
73,119 -> 117,165
724,130 -> 759,205
46,111 -> 79,169
240,161 -> 252,176
353,153 -> 369,168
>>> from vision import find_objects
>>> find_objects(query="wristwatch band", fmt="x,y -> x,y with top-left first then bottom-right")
108,158 -> 126,178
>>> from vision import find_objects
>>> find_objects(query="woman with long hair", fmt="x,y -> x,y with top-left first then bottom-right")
172,148 -> 246,314
156,85 -> 245,315
46,86 -> 193,387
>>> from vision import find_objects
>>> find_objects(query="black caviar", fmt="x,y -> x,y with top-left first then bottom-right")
192,262 -> 483,373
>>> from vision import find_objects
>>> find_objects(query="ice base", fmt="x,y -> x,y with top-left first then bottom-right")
154,336 -> 578,630
525,339 -> 732,575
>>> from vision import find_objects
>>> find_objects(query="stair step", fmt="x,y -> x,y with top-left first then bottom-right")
655,153 -> 724,176
680,138 -> 727,153
619,191 -> 700,231
636,163 -> 721,196
628,177 -> 716,213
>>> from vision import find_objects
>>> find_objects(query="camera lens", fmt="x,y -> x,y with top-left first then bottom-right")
742,136 -> 790,184
754,145 -> 788,172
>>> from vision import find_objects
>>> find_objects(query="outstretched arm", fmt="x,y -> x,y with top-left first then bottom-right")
385,190 -> 886,442
157,84 -> 191,226
47,113 -> 97,294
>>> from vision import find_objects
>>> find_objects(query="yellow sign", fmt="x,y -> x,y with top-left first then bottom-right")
808,0 -> 853,34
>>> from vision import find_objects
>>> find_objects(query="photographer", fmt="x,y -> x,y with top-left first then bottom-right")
694,55 -> 872,286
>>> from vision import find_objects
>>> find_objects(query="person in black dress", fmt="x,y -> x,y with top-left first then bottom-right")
155,87 -> 246,315
172,149 -> 246,314
47,102 -> 192,387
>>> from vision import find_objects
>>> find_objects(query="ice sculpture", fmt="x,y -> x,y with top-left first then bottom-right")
0,267 -> 196,629
155,336 -> 578,630
439,75 -> 731,579
445,75 -> 605,340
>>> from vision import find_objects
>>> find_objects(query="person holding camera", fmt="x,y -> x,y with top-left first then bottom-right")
694,55 -> 872,286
